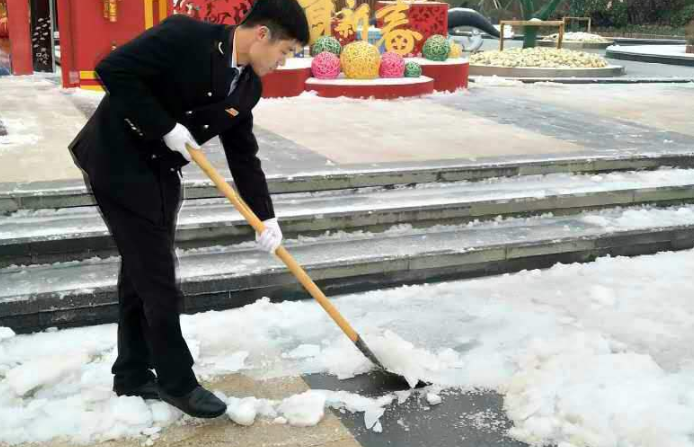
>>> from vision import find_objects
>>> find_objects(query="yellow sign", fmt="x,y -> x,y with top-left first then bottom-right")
375,0 -> 422,56
298,0 -> 336,44
334,0 -> 370,43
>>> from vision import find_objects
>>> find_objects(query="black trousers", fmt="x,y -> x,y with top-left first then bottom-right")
91,166 -> 198,397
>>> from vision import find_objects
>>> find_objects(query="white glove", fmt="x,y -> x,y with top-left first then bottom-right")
256,218 -> 282,253
162,123 -> 199,162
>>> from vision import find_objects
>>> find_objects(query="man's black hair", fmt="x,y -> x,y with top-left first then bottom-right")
240,0 -> 310,46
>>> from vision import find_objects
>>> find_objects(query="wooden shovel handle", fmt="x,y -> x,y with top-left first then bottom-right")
187,145 -> 359,342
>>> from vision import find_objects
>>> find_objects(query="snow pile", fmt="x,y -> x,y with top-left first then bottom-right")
581,206 -> 694,231
607,44 -> 694,59
4,249 -> 694,445
223,389 -> 395,430
471,75 -> 525,87
543,32 -> 610,43
505,333 -> 694,446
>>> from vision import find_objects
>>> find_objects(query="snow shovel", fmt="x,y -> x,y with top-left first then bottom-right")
187,144 -> 428,389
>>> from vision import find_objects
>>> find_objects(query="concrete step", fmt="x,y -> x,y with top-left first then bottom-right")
2,153 -> 693,213
3,169 -> 694,267
3,203 -> 694,333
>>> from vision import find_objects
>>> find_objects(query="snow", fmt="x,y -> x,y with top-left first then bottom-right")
276,391 -> 326,426
5,247 -> 694,445
0,118 -> 41,149
6,168 -> 694,243
472,75 -> 525,87
8,201 -> 694,301
608,44 -> 694,59
0,327 -> 14,340
406,57 -> 469,66
543,32 -> 611,43
281,344 -> 321,359
306,75 -> 433,86
6,351 -> 89,396
426,393 -> 442,405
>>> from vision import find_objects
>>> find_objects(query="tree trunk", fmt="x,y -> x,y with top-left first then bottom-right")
523,26 -> 538,48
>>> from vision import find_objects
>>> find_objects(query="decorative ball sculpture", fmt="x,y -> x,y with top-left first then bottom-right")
448,42 -> 463,58
422,35 -> 451,61
311,51 -> 341,79
340,41 -> 381,80
404,61 -> 422,78
311,36 -> 342,57
379,52 -> 405,78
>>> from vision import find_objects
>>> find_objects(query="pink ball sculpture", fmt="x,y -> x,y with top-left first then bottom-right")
311,51 -> 341,79
379,52 -> 405,78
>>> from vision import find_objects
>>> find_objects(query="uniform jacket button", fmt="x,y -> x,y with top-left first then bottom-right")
203,125 -> 209,129
186,110 -> 193,115
207,92 -> 212,97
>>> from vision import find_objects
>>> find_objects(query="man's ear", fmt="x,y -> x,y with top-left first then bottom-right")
256,25 -> 271,42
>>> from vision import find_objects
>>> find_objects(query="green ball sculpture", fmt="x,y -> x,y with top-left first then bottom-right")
404,61 -> 422,78
422,35 -> 451,62
311,36 -> 342,57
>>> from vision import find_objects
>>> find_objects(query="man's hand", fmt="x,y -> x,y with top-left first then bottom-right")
256,218 -> 283,253
163,123 -> 199,162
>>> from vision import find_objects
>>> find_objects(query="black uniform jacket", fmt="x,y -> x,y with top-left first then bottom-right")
69,14 -> 275,224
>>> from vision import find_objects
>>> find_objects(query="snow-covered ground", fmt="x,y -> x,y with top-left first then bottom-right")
607,44 -> 694,59
3,248 -> 694,446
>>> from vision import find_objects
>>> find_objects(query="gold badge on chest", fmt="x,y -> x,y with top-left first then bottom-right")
226,107 -> 239,117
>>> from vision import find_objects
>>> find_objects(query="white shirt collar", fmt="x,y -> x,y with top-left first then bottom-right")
231,27 -> 244,73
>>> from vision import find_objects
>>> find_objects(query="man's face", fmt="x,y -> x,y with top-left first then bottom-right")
248,26 -> 299,77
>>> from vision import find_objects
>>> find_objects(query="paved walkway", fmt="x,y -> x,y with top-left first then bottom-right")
16,372 -> 522,447
3,62 -> 694,447
1,72 -> 694,190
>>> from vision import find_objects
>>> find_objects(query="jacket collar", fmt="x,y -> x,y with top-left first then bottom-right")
211,26 -> 242,97
216,25 -> 234,62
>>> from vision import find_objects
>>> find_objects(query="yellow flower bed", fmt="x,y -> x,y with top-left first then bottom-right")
470,47 -> 609,68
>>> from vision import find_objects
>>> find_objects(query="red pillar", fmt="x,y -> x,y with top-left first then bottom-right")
6,0 -> 32,74
55,0 -> 76,87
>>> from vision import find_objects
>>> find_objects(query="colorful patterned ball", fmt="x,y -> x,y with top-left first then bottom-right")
311,51 -> 341,79
340,41 -> 381,80
311,36 -> 342,57
379,52 -> 405,78
422,35 -> 451,61
448,42 -> 464,58
404,61 -> 422,78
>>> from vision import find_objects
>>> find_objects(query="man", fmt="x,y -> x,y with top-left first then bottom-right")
68,0 -> 309,419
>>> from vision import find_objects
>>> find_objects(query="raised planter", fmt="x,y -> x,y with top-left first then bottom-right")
261,58 -> 312,99
410,57 -> 469,92
305,76 -> 435,99
262,56 -> 469,99
537,40 -> 613,50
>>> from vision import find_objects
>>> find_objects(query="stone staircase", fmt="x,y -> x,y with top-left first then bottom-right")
3,153 -> 694,333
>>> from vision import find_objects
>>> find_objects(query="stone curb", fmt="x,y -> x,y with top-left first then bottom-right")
3,224 -> 693,333
2,154 -> 694,213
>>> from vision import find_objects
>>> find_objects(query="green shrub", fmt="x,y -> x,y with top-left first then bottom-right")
668,5 -> 694,27
568,0 -> 628,28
